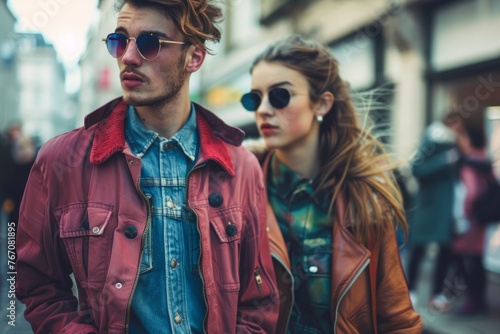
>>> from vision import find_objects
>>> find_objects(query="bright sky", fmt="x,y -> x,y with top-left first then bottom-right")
8,0 -> 98,67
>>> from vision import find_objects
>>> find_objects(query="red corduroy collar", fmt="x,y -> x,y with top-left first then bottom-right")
87,98 -> 241,177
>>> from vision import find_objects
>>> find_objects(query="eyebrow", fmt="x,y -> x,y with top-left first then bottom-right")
114,27 -> 172,39
251,81 -> 293,93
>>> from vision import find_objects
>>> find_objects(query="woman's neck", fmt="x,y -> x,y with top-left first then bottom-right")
275,136 -> 320,179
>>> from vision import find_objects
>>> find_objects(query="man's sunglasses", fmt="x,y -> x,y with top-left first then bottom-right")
240,88 -> 292,112
102,33 -> 185,60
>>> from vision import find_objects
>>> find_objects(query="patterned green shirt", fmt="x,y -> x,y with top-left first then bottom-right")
267,153 -> 333,334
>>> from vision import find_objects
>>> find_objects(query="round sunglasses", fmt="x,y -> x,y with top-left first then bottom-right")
240,88 -> 292,112
102,33 -> 185,60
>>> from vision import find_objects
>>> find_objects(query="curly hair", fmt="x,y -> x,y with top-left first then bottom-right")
251,34 -> 407,244
116,0 -> 222,54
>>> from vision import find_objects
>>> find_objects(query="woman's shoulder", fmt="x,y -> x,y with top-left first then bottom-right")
242,137 -> 270,165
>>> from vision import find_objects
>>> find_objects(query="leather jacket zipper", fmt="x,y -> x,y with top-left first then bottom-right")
271,253 -> 294,331
254,267 -> 264,299
333,259 -> 370,334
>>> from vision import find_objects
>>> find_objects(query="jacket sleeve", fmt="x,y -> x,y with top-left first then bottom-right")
376,224 -> 423,333
15,161 -> 98,334
235,164 -> 279,333
411,138 -> 457,180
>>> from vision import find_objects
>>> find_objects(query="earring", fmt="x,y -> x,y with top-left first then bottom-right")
316,115 -> 323,123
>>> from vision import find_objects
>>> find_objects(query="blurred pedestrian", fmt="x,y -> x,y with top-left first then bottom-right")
15,1 -> 278,333
446,108 -> 490,315
241,34 -> 422,333
406,117 -> 459,311
0,130 -> 12,214
1,122 -> 36,225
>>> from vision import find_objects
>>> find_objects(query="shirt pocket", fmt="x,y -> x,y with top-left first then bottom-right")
58,202 -> 114,289
209,207 -> 242,292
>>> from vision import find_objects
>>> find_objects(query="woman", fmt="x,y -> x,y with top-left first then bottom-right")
241,35 -> 422,333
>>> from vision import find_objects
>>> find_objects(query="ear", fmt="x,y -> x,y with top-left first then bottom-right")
315,91 -> 334,117
184,45 -> 206,73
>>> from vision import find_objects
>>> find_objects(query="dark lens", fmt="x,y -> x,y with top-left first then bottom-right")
269,88 -> 290,109
240,92 -> 261,112
106,33 -> 127,58
136,34 -> 160,60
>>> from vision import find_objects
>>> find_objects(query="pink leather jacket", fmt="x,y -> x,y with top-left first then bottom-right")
16,98 -> 278,334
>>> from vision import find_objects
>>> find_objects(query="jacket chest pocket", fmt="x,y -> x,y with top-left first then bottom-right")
58,202 -> 114,289
209,208 -> 242,292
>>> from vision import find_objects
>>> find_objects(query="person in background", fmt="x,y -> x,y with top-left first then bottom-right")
406,116 -> 459,311
446,108 -> 490,315
241,34 -> 422,334
15,1 -> 278,333
1,122 -> 36,225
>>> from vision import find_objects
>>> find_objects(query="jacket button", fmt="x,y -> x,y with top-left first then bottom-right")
208,192 -> 223,207
124,225 -> 138,239
174,312 -> 183,324
226,222 -> 237,237
170,258 -> 179,270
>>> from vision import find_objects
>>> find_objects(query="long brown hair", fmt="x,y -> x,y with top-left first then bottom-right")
116,0 -> 222,54
251,34 -> 407,244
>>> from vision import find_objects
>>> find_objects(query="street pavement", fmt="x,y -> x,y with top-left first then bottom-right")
404,245 -> 500,334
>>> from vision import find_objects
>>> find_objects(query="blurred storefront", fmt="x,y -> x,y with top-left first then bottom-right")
424,0 -> 500,274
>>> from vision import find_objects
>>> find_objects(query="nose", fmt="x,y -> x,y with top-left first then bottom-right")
255,95 -> 273,116
120,39 -> 142,66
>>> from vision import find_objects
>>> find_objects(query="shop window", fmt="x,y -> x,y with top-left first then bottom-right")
431,0 -> 500,71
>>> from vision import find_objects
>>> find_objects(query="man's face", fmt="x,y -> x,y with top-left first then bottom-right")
115,3 -> 187,107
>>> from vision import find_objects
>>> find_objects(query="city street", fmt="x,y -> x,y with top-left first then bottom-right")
404,245 -> 500,334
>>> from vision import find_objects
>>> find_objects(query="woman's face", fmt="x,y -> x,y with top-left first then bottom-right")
250,61 -> 321,151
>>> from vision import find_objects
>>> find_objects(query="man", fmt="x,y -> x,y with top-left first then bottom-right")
16,1 -> 278,333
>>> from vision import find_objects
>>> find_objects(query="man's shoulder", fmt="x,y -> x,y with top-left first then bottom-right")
224,144 -> 265,187
37,126 -> 92,161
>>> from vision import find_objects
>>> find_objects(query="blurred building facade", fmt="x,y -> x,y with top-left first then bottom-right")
78,0 -> 122,125
80,0 -> 500,159
198,0 -> 500,161
15,33 -> 69,143
0,0 -> 19,131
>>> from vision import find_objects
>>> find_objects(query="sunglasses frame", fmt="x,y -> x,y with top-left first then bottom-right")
102,32 -> 185,60
240,87 -> 292,112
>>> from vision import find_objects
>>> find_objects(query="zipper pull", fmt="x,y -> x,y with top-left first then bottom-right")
254,267 -> 263,298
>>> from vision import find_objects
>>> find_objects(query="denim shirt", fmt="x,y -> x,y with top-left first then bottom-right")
125,105 -> 205,333
267,153 -> 333,334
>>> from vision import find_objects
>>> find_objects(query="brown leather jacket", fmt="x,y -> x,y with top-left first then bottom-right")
260,152 -> 423,334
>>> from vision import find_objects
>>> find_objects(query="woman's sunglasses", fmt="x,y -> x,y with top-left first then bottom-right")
102,33 -> 185,60
240,88 -> 291,112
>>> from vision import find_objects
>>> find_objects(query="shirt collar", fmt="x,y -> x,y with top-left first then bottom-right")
124,104 -> 198,161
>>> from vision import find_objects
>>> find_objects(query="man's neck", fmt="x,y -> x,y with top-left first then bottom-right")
134,95 -> 192,139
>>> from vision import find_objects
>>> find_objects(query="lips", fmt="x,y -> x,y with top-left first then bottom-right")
260,122 -> 279,135
260,122 -> 278,130
121,72 -> 145,88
